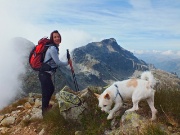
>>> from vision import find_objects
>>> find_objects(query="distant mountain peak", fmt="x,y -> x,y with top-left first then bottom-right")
101,38 -> 117,44
71,38 -> 149,88
89,38 -> 117,49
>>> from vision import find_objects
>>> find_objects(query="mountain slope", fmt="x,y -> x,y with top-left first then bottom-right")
71,38 -> 148,88
135,53 -> 180,77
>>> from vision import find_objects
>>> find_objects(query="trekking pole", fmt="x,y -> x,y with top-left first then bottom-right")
67,49 -> 80,92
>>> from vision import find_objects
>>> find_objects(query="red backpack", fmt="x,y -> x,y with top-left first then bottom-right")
29,37 -> 52,71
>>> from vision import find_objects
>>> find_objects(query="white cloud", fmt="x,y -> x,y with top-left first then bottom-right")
59,29 -> 97,58
161,50 -> 174,55
152,50 -> 162,53
0,38 -> 33,109
176,51 -> 180,56
133,49 -> 180,59
130,50 -> 146,54
129,0 -> 152,9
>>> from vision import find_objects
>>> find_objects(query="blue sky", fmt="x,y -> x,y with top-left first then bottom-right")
0,0 -> 180,54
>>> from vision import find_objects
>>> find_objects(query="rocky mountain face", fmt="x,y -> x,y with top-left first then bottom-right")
70,38 -> 148,90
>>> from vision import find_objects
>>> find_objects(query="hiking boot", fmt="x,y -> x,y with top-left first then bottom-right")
47,104 -> 53,110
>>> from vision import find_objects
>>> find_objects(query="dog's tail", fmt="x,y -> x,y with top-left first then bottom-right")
141,71 -> 156,88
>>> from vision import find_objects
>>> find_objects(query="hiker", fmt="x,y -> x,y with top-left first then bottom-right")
38,30 -> 72,116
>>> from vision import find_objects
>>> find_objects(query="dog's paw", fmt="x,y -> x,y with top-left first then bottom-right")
150,118 -> 156,121
150,115 -> 157,121
124,110 -> 132,115
107,114 -> 113,120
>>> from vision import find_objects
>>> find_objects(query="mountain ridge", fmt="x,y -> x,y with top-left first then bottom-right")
70,38 -> 148,89
135,53 -> 180,77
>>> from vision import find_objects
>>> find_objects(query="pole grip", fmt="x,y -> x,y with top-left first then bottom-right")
67,49 -> 70,60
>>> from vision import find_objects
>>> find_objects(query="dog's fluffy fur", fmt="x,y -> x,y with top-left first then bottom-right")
95,71 -> 157,120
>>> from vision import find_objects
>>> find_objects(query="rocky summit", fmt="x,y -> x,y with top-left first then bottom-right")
71,38 -> 148,89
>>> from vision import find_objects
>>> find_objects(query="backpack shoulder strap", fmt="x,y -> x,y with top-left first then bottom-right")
44,44 -> 58,63
49,44 -> 59,53
44,58 -> 52,63
44,43 -> 60,64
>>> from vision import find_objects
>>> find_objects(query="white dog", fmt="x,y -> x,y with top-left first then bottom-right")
95,71 -> 157,120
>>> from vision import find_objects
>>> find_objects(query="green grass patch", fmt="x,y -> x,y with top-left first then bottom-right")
143,123 -> 168,135
42,107 -> 111,135
42,87 -> 112,135
155,89 -> 180,125
42,106 -> 80,135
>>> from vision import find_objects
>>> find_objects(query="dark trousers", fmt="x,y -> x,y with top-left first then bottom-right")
38,72 -> 54,116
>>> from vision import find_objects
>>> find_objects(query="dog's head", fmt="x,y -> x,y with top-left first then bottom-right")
94,92 -> 113,113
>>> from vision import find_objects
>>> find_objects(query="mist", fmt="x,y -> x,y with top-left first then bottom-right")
0,1 -> 95,110
0,38 -> 32,109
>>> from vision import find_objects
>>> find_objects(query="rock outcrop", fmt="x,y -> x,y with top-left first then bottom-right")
55,86 -> 96,122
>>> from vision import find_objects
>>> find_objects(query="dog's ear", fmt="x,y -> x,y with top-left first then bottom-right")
104,93 -> 110,100
94,93 -> 100,98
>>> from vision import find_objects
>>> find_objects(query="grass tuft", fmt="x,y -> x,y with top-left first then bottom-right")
155,89 -> 180,125
143,123 -> 168,135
